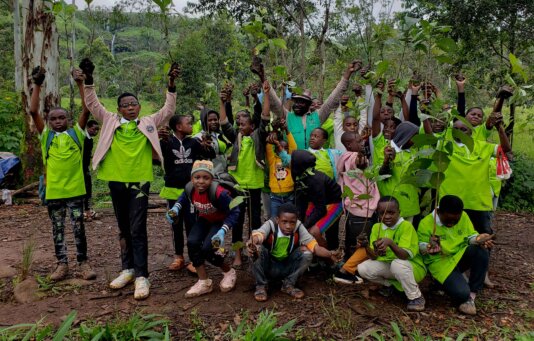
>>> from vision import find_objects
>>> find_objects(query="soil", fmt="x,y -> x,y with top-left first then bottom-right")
0,205 -> 532,339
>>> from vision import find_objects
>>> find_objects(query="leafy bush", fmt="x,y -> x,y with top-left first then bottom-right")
499,152 -> 534,212
0,92 -> 23,153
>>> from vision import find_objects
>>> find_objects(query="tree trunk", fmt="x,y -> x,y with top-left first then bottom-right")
13,0 -> 23,91
20,0 -> 60,183
317,0 -> 331,102
298,0 -> 306,85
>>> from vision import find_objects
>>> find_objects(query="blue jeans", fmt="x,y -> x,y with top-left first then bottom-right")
270,192 -> 295,219
253,246 -> 312,287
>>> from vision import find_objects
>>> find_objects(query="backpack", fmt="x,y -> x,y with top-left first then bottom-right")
184,172 -> 244,210
38,128 -> 82,205
262,219 -> 300,257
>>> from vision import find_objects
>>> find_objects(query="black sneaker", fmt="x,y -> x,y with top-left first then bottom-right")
407,296 -> 426,311
333,270 -> 363,285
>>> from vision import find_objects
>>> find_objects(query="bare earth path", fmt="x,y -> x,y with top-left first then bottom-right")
0,205 -> 532,339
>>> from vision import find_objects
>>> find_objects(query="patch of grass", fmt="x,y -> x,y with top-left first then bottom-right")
227,310 -> 295,341
34,275 -> 82,296
0,310 -> 171,341
320,293 -> 356,338
20,237 -> 35,280
189,309 -> 208,341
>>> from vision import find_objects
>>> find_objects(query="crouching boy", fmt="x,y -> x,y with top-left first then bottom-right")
166,160 -> 240,298
417,195 -> 493,315
246,203 -> 341,302
358,196 -> 427,311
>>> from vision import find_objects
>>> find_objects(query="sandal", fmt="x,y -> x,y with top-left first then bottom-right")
281,284 -> 305,299
168,256 -> 186,271
185,262 -> 197,274
254,286 -> 268,302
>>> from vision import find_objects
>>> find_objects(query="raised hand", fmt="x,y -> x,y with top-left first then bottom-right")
31,66 -> 46,85
242,85 -> 250,97
79,58 -> 95,76
356,152 -> 369,170
360,65 -> 371,79
353,84 -> 363,97
168,62 -> 181,85
360,125 -> 372,140
263,80 -> 271,94
487,111 -> 503,128
455,73 -> 466,92
384,145 -> 396,162
71,68 -> 85,84
344,59 -> 363,79
375,80 -> 385,95
340,94 -> 350,107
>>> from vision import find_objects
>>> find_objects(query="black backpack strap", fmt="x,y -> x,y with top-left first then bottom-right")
45,128 -> 81,160
44,130 -> 55,160
66,128 -> 82,150
270,220 -> 278,253
184,182 -> 194,201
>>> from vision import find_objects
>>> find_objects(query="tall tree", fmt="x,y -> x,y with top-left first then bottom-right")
19,0 -> 60,182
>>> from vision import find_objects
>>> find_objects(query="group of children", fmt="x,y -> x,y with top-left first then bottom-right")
31,57 -> 510,315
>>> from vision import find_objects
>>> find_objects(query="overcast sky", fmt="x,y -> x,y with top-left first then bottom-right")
78,0 -> 404,16
78,0 -> 190,12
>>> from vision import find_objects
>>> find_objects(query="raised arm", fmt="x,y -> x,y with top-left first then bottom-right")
219,90 -> 228,123
29,66 -> 46,134
455,74 -> 466,116
318,60 -> 362,123
261,80 -> 271,120
371,81 -> 385,138
72,68 -> 90,129
487,111 -> 512,154
150,63 -> 179,127
80,58 -> 112,122
409,82 -> 422,127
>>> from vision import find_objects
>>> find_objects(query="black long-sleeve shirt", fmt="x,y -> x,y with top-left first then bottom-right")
161,135 -> 215,189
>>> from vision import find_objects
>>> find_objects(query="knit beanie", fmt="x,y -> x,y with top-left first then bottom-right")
191,160 -> 214,177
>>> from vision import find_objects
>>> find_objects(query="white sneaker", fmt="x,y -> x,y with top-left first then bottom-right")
185,279 -> 213,298
134,277 -> 150,300
109,269 -> 135,289
220,268 -> 237,293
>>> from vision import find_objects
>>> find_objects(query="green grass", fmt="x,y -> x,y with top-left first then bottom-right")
0,310 -> 172,341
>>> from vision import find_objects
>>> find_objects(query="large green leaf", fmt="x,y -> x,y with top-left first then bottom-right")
411,134 -> 438,148
509,53 -> 528,82
432,150 -> 450,172
430,171 -> 446,189
342,185 -> 355,199
407,158 -> 433,173
451,129 -> 474,152
229,196 -> 245,209
436,37 -> 457,53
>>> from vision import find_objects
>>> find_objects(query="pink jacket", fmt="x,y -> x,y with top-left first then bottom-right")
336,152 -> 380,218
84,85 -> 176,171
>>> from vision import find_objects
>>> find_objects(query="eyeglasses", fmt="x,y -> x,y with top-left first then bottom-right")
119,102 -> 139,108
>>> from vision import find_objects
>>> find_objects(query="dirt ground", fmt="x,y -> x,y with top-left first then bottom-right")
0,205 -> 532,339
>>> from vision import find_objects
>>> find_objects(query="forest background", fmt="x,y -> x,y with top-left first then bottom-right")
0,0 -> 532,211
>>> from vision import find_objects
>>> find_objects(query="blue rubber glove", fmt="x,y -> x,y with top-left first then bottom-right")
211,228 -> 226,247
166,206 -> 180,224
